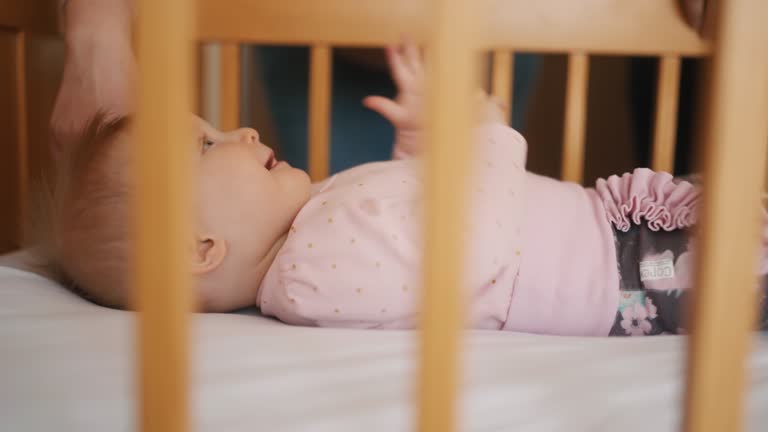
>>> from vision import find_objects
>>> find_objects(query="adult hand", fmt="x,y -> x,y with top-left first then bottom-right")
50,0 -> 135,155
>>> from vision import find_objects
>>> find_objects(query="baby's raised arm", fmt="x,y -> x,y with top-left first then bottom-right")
364,40 -> 512,160
363,40 -> 424,159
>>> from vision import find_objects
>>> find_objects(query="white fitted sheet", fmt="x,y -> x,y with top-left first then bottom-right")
1,261 -> 767,432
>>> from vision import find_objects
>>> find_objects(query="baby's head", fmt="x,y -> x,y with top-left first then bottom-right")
52,114 -> 311,311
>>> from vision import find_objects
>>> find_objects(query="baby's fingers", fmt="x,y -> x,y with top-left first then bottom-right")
385,45 -> 414,90
363,95 -> 406,125
402,36 -> 423,75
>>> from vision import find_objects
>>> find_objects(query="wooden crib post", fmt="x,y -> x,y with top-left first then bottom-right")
220,43 -> 242,130
5,31 -> 28,252
135,0 -> 194,431
308,44 -> 332,181
561,52 -> 589,183
197,43 -> 240,129
491,50 -> 513,122
418,1 -> 477,431
684,1 -> 768,431
651,55 -> 681,173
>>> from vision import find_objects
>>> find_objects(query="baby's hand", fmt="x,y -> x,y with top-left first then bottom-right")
363,38 -> 425,135
364,39 -> 506,159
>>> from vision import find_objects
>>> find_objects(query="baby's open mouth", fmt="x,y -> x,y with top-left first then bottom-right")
265,152 -> 277,170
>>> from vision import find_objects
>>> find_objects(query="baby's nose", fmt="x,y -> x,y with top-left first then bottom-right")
235,128 -> 259,144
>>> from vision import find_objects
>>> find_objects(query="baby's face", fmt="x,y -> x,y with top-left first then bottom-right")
192,116 -> 311,310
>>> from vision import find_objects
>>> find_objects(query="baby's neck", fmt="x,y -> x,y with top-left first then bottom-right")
253,231 -> 288,304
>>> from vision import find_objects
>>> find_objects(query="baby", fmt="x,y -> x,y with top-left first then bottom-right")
48,2 -> 768,337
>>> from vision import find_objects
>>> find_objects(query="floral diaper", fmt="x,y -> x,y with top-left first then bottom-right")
608,222 -> 768,336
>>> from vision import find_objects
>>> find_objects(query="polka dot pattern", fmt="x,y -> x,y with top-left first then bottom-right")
257,124 -> 526,330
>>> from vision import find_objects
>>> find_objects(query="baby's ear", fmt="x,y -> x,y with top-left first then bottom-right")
191,235 -> 227,275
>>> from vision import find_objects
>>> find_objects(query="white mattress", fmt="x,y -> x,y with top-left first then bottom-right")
2,260 -> 767,432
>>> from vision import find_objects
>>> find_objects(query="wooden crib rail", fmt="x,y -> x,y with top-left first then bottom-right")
197,0 -> 709,56
201,0 -> 710,184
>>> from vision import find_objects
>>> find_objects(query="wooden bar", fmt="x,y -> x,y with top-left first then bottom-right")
14,31 -> 28,247
0,32 -> 17,251
651,55 -> 681,173
219,43 -> 241,130
197,0 -> 710,56
195,44 -> 204,118
418,1 -> 477,431
135,0 -> 194,431
0,30 -> 29,253
684,1 -> 768,431
199,44 -> 220,126
308,44 -> 331,181
479,52 -> 491,92
561,52 -> 589,183
491,50 -> 513,122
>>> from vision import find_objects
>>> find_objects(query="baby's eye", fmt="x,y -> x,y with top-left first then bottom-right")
201,137 -> 216,153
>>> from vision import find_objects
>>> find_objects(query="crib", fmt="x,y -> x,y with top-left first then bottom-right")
1,0 -> 767,431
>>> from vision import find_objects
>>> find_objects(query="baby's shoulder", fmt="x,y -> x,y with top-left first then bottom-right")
302,159 -> 421,214
285,161 -> 422,255
319,159 -> 421,191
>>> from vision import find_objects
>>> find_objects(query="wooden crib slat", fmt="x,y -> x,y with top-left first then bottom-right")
135,0 -> 193,431
683,1 -> 768,432
652,55 -> 681,173
10,31 -> 28,252
308,45 -> 332,181
418,1 -> 477,431
220,43 -> 241,130
198,44 -> 219,123
197,0 -> 710,56
491,50 -> 513,121
195,44 -> 205,117
0,30 -> 29,253
561,52 -> 589,183
479,52 -> 491,92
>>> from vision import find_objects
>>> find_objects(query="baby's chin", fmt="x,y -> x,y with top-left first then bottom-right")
286,164 -> 310,181
296,171 -> 313,203
279,167 -> 312,209
288,167 -> 312,192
